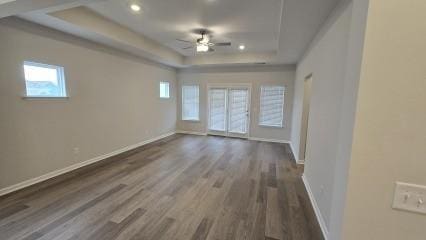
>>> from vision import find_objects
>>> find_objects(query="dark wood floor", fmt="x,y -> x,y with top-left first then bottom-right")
0,134 -> 323,240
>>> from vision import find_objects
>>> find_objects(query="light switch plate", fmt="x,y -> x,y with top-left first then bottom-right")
393,182 -> 426,215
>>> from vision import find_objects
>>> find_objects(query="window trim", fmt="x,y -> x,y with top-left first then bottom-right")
181,85 -> 200,121
159,81 -> 170,99
259,85 -> 285,128
23,61 -> 68,98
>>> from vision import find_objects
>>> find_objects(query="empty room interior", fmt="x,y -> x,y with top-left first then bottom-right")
0,0 -> 425,239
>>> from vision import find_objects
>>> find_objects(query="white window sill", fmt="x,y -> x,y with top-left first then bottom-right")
182,119 -> 201,122
22,96 -> 69,100
259,124 -> 284,129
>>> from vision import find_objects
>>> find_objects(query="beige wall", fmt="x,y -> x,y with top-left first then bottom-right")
291,1 -> 353,232
177,66 -> 295,141
0,19 -> 177,190
342,0 -> 426,239
292,0 -> 426,239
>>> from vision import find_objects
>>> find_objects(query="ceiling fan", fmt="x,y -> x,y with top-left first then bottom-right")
176,30 -> 231,53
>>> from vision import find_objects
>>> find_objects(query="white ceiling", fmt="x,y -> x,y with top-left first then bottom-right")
87,0 -> 283,56
13,0 -> 341,67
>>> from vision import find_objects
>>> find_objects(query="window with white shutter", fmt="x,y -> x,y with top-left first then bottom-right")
259,86 -> 285,127
182,85 -> 200,121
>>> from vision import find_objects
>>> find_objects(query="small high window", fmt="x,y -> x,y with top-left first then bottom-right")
23,61 -> 67,98
160,81 -> 170,99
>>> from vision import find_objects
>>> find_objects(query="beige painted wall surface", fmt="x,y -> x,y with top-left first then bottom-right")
177,66 -> 295,141
342,1 -> 426,239
291,1 -> 353,230
0,19 -> 177,189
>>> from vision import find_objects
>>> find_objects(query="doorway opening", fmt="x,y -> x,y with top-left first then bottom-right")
299,74 -> 313,162
207,85 -> 251,139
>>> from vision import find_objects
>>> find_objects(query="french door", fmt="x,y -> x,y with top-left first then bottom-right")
208,86 -> 250,138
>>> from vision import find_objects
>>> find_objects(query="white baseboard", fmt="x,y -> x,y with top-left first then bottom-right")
248,137 -> 290,144
289,142 -> 304,164
176,130 -> 207,136
0,131 -> 176,197
301,174 -> 329,240
176,132 -> 288,145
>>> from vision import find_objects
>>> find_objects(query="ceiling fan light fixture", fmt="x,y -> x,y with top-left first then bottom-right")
196,44 -> 209,52
199,36 -> 209,44
130,4 -> 141,12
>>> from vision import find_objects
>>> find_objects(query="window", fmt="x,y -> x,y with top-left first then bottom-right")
182,85 -> 199,121
259,85 -> 285,127
159,81 -> 170,98
23,61 -> 67,97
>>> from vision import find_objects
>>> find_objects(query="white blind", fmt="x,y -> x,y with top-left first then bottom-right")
209,89 -> 227,131
229,89 -> 248,134
182,85 -> 199,120
259,86 -> 285,127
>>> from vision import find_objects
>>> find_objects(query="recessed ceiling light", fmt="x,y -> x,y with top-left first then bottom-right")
239,45 -> 245,50
130,4 -> 141,12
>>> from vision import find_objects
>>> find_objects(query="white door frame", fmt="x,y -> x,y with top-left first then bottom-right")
207,83 -> 252,139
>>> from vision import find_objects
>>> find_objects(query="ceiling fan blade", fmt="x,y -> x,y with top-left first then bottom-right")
213,42 -> 231,46
208,47 -> 215,52
182,46 -> 194,50
176,39 -> 193,43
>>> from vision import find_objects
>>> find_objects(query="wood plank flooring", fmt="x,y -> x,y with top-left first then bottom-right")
0,134 -> 323,240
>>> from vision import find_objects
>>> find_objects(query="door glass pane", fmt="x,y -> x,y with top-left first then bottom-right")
209,89 -> 227,131
229,89 -> 248,134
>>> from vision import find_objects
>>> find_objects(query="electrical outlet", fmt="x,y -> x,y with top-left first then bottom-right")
392,182 -> 426,215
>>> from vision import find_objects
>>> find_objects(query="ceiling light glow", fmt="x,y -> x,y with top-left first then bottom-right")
239,45 -> 245,50
130,4 -> 141,12
196,44 -> 209,52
